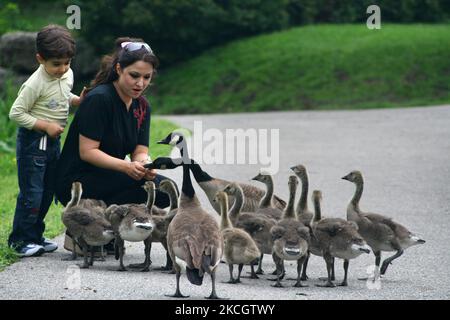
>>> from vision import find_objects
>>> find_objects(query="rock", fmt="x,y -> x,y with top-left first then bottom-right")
0,67 -> 28,92
0,31 -> 38,74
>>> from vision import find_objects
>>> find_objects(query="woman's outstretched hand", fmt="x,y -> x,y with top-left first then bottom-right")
126,161 -> 147,181
143,168 -> 157,181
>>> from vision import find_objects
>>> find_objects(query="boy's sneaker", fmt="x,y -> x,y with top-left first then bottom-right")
42,239 -> 58,253
17,244 -> 45,257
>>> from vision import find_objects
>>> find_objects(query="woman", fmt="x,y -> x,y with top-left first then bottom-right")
55,38 -> 172,209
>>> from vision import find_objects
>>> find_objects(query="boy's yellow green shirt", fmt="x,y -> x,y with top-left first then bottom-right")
9,65 -> 75,130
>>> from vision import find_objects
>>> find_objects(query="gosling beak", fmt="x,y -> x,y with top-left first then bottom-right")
359,247 -> 371,254
135,223 -> 153,231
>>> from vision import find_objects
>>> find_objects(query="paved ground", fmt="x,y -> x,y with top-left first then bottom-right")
1,105 -> 449,300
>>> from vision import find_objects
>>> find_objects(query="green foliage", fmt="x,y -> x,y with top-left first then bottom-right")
0,0 -> 68,35
0,80 -> 19,153
149,24 -> 450,114
0,1 -> 21,34
77,0 -> 290,65
74,0 -> 450,67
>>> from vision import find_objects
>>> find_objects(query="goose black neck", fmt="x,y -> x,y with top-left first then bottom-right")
177,138 -> 195,198
190,160 -> 214,183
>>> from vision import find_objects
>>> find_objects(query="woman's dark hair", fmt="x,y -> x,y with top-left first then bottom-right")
89,37 -> 159,89
36,24 -> 75,60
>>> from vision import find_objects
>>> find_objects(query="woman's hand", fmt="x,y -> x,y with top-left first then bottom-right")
126,161 -> 147,181
144,168 -> 157,181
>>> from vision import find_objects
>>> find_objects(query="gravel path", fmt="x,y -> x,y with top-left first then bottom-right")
1,105 -> 449,300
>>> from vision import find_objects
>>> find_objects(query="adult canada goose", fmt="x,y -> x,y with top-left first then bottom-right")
222,182 -> 277,279
213,191 -> 261,284
251,172 -> 283,221
149,179 -> 180,272
290,164 -> 314,280
312,190 -> 370,287
342,171 -> 425,278
270,175 -> 310,288
62,182 -> 115,268
189,160 -> 286,214
104,181 -> 155,272
158,132 -> 224,299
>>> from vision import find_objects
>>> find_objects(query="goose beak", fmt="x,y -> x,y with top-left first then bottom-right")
359,247 -> 371,254
135,222 -> 153,231
341,175 -> 349,181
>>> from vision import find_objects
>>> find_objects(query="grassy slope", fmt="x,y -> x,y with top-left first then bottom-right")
150,24 -> 450,114
0,116 -> 179,270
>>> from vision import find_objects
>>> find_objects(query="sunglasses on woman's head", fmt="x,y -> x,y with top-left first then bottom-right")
121,42 -> 153,54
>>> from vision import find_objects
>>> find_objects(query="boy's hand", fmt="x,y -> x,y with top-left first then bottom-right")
45,122 -> 64,138
79,86 -> 87,101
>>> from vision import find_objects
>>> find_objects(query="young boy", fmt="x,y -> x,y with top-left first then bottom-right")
8,24 -> 84,257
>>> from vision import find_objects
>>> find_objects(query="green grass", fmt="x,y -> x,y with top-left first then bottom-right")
149,24 -> 450,114
0,1 -> 68,35
0,115 -> 179,271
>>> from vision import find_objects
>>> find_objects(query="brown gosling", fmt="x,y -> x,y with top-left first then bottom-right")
222,182 -> 278,278
312,190 -> 370,287
342,171 -> 425,278
104,181 -> 155,272
150,179 -> 180,271
251,172 -> 283,221
213,191 -> 261,284
290,164 -> 315,280
159,132 -> 224,299
62,182 -> 115,269
270,175 -> 310,288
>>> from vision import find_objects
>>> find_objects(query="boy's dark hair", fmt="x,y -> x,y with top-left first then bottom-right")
36,24 -> 75,60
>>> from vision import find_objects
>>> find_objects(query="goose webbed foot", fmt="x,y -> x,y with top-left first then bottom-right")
128,261 -> 151,269
206,293 -> 227,300
165,292 -> 189,298
268,272 -> 285,281
153,265 -> 172,272
338,281 -> 348,287
79,263 -> 89,269
294,281 -> 308,288
116,266 -> 127,272
271,282 -> 284,288
316,281 -> 336,288
319,276 -> 335,281
300,274 -> 309,281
